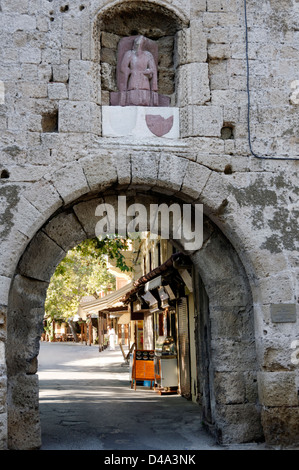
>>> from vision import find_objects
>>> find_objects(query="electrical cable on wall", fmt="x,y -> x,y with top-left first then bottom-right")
244,0 -> 299,161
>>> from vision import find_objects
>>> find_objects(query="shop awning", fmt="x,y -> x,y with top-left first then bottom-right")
80,281 -> 134,316
121,252 -> 191,304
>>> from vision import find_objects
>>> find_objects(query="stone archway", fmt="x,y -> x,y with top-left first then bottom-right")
0,0 -> 298,451
6,188 -> 262,449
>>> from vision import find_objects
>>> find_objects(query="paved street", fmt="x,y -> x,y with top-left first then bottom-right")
38,342 -> 267,451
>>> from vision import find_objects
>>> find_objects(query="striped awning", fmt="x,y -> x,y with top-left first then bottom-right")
80,281 -> 134,315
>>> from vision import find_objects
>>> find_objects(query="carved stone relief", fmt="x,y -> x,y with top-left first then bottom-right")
110,35 -> 170,107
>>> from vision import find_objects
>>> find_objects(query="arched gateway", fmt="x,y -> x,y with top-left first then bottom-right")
5,162 -> 262,449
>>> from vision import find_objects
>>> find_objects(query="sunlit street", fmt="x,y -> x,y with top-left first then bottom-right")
38,342 -> 269,451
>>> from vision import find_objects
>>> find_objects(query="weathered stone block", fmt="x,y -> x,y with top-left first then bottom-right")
60,47 -> 81,64
175,22 -> 207,65
48,161 -> 90,205
100,47 -> 117,66
10,195 -> 43,240
181,105 -> 223,138
209,305 -> 253,340
58,101 -> 101,134
101,62 -> 117,92
259,337 -> 297,372
157,68 -> 175,95
214,371 -> 246,404
101,31 -> 120,50
52,64 -> 69,83
20,81 -> 48,99
0,276 -> 12,306
181,161 -> 211,199
48,82 -> 68,100
18,46 -> 42,64
8,374 -> 41,450
26,113 -> 42,133
8,274 -> 48,327
208,26 -> 230,44
211,89 -> 247,107
69,60 -> 99,102
18,231 -> 65,282
224,139 -> 235,155
130,152 -> 160,190
73,198 -> 104,239
191,0 -> 209,16
0,306 -> 6,326
244,371 -> 259,404
208,281 -> 251,308
0,229 -> 29,278
261,407 -> 299,446
0,342 -> 5,365
157,36 -> 174,69
203,11 -> 239,28
258,371 -> 298,407
114,152 -> 131,187
43,212 -> 86,252
207,0 -> 237,11
79,152 -> 118,192
0,412 -> 7,450
12,14 -> 36,32
195,137 -> 225,156
211,339 -> 257,372
22,180 -> 63,221
215,403 -> 263,444
101,90 -> 110,105
198,168 -> 229,212
177,63 -> 210,106
21,63 -> 38,81
257,274 -> 294,304
36,16 -> 49,33
14,304 -> 43,373
157,153 -> 189,192
210,73 -> 229,91
42,47 -> 61,65
62,31 -> 81,50
1,0 -> 29,14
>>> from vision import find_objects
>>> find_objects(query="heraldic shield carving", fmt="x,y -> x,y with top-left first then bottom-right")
145,115 -> 174,137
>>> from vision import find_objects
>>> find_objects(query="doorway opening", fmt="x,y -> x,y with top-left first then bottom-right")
6,191 -> 263,449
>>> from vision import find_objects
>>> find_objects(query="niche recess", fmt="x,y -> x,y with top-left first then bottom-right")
96,1 -> 188,106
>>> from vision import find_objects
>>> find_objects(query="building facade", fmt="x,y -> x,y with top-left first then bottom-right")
123,236 -> 199,401
0,0 -> 299,449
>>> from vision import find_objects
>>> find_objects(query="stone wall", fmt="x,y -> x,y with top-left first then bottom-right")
0,0 -> 299,449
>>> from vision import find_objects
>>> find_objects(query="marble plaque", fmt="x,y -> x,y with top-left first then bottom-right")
102,106 -> 179,139
270,304 -> 297,323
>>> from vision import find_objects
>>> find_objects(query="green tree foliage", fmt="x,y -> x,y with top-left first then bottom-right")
74,236 -> 132,273
45,237 -> 131,321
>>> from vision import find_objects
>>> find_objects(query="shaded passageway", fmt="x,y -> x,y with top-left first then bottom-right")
38,342 -> 215,450
38,342 -> 267,451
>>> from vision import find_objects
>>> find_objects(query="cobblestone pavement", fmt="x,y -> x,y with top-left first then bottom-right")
38,342 -> 272,451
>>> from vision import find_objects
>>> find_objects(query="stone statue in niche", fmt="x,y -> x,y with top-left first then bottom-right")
110,35 -> 170,107
119,35 -> 158,106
